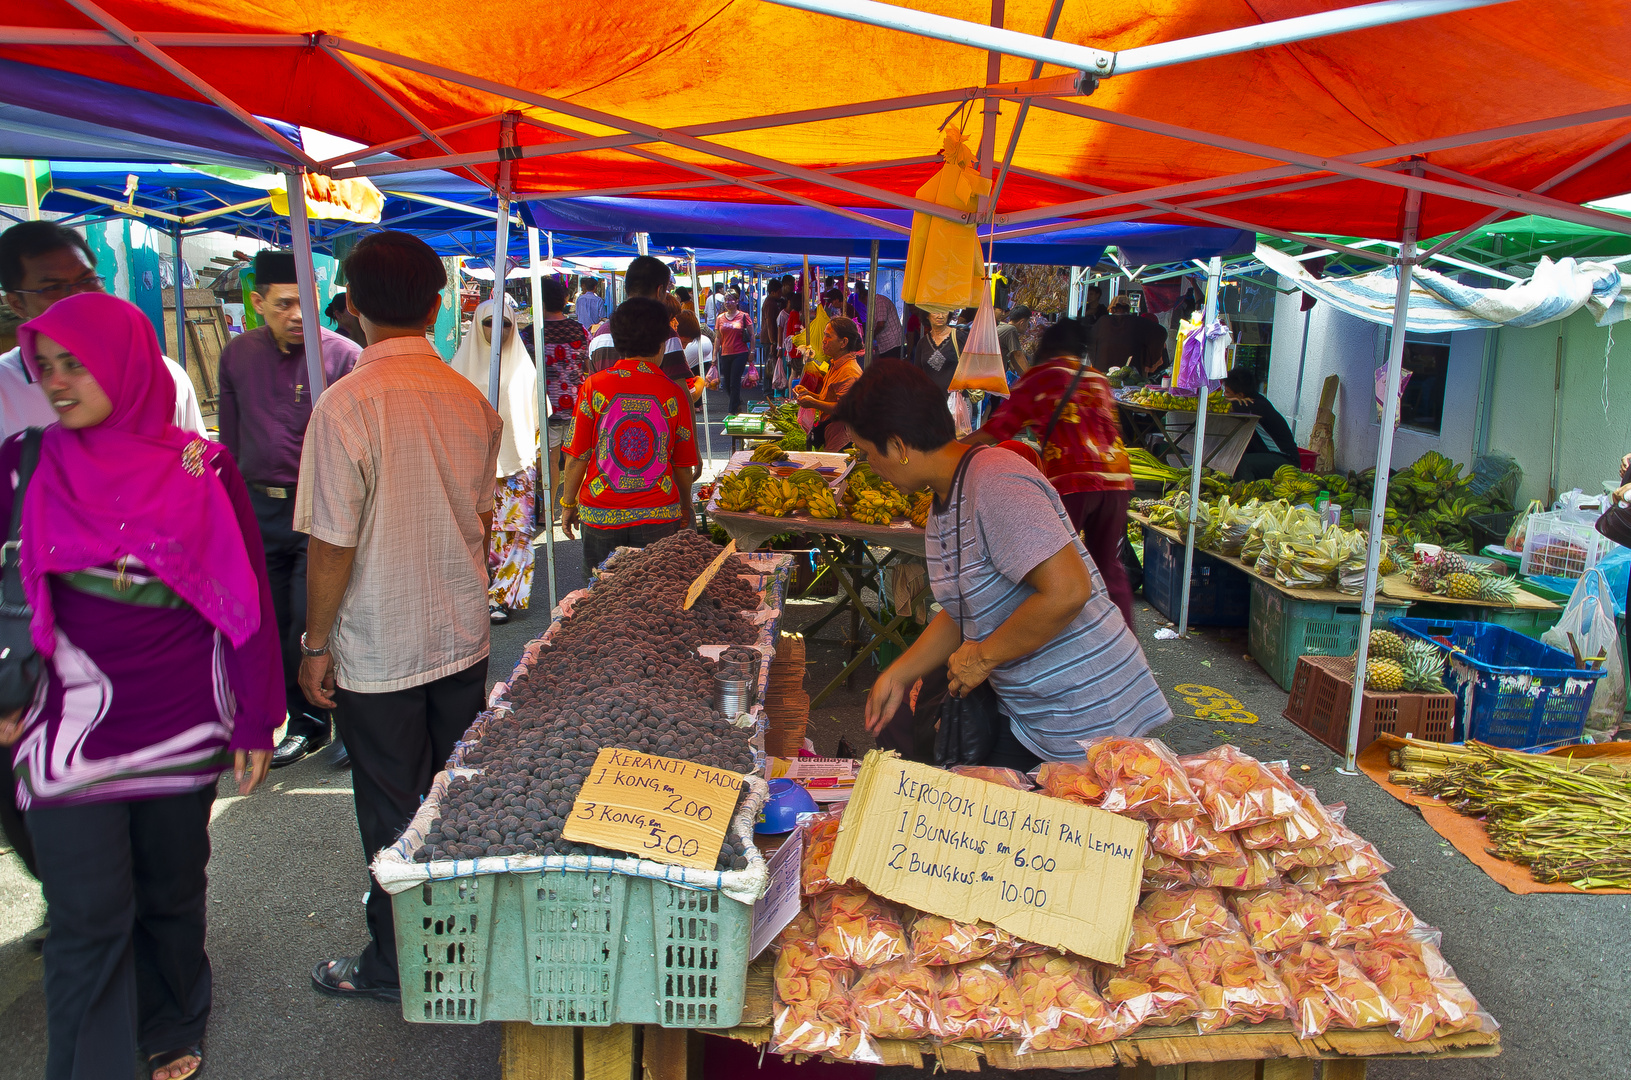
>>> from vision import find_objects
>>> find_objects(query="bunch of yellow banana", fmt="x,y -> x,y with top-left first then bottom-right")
804,484 -> 839,519
848,488 -> 896,525
908,488 -> 933,528
717,469 -> 760,512
750,440 -> 786,463
754,476 -> 802,517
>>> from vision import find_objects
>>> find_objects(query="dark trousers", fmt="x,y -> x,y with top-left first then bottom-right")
27,787 -> 215,1079
1235,452 -> 1298,483
334,659 -> 488,985
877,666 -> 946,763
581,519 -> 682,575
1060,489 -> 1136,632
722,352 -> 751,415
249,486 -> 330,743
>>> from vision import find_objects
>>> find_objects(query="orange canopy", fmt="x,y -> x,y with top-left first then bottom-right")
4,0 -> 1630,241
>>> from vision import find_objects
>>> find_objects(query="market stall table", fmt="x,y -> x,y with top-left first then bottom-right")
1117,401 -> 1262,477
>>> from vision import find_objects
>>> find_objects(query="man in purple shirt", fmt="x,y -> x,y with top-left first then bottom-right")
218,250 -> 359,768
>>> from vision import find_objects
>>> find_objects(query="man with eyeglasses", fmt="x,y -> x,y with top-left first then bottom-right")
0,220 -> 206,438
219,250 -> 360,769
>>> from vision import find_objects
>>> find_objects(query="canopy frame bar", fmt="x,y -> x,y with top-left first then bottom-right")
58,0 -> 317,168
511,155 -> 940,203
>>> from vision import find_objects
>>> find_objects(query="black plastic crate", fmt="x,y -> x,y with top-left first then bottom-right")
1141,526 -> 1251,627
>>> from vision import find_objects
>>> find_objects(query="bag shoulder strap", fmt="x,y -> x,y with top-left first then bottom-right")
1038,357 -> 1092,455
948,445 -> 989,635
3,427 -> 45,607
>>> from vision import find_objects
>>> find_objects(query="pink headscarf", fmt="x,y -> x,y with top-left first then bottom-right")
16,293 -> 260,655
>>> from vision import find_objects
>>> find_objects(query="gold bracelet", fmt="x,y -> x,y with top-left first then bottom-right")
560,498 -> 578,509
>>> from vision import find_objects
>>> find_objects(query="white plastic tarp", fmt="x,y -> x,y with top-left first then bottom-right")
1256,244 -> 1628,332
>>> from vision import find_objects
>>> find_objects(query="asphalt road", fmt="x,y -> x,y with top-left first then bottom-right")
2,387 -> 1627,1077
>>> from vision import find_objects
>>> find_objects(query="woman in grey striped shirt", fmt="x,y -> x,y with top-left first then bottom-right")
840,360 -> 1172,769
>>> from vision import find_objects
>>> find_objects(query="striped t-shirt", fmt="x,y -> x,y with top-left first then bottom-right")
926,448 -> 1172,760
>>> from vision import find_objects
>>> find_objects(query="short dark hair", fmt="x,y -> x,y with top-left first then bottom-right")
833,358 -> 956,452
1006,304 -> 1033,323
624,255 -> 671,298
712,282 -> 724,292
541,276 -> 568,313
342,231 -> 446,327
1036,318 -> 1089,361
610,296 -> 671,358
674,285 -> 692,304
828,316 -> 863,353
676,309 -> 702,341
661,292 -> 682,322
1224,367 -> 1259,395
325,291 -> 349,317
1086,284 -> 1103,296
0,221 -> 96,292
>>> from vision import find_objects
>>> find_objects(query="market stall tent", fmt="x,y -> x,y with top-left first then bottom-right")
9,0 -> 1631,770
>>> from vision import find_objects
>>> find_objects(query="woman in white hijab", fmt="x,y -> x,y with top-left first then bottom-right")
451,295 -> 538,623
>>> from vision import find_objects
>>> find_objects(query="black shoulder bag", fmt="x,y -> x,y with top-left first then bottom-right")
934,445 -> 1005,768
0,429 -> 45,713
1597,460 -> 1631,548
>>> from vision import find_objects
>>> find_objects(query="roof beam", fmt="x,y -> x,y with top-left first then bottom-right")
56,1 -> 316,167
761,0 -> 1513,78
315,114 -> 500,169
511,155 -> 939,202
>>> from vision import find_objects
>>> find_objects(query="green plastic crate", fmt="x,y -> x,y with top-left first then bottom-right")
397,868 -> 751,1028
1248,580 -> 1410,691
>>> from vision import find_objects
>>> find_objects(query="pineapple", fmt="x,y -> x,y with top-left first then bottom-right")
1437,552 -> 1471,576
1475,573 -> 1519,604
1369,629 -> 1406,660
1401,639 -> 1448,693
1366,658 -> 1406,692
1443,572 -> 1481,600
1409,564 -> 1444,593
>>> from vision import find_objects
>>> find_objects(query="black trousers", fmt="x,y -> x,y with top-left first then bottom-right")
0,750 -> 36,878
27,787 -> 215,1080
333,659 -> 488,985
249,486 -> 330,743
581,519 -> 682,575
1234,452 -> 1299,483
722,352 -> 751,415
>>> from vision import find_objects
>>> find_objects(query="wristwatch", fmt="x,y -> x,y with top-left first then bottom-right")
299,632 -> 330,658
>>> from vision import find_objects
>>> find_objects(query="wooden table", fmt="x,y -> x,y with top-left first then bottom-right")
1117,402 -> 1262,476
716,960 -> 1499,1078
1134,517 -> 1557,614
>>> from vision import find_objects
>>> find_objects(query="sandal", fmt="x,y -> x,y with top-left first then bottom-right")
489,603 -> 510,625
148,1045 -> 202,1080
311,956 -> 401,1002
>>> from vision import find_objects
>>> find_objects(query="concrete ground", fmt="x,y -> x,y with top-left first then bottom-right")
2,385 -> 1626,1078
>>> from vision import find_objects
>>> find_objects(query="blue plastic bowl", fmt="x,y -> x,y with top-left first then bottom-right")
755,777 -> 818,834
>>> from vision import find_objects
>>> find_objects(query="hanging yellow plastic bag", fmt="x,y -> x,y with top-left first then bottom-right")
903,128 -> 989,315
949,287 -> 1008,396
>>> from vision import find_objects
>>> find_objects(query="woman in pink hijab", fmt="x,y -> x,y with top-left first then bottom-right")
0,293 -> 281,1080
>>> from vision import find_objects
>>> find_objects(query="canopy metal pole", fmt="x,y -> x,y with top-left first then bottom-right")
690,250 -> 715,477
1344,189 -> 1422,774
283,169 -> 328,400
1177,255 -> 1223,637
487,199 -> 510,407
170,214 -> 188,375
527,226 -> 558,615
1290,305 -> 1313,439
23,159 -> 39,220
865,240 -> 879,363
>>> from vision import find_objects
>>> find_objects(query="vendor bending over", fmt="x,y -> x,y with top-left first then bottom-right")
845,359 -> 1172,770
1222,367 -> 1301,482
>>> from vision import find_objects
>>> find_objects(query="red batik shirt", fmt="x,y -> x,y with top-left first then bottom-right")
565,357 -> 700,528
980,357 -> 1133,494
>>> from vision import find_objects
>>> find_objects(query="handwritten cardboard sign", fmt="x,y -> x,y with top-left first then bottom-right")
826,751 -> 1144,964
562,748 -> 745,870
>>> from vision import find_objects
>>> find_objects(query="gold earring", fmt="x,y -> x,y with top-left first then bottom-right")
900,455 -> 909,465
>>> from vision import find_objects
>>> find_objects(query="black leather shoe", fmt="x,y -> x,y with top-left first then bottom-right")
331,740 -> 350,769
271,734 -> 317,769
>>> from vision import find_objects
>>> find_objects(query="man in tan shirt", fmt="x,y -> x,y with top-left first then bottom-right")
294,231 -> 502,1002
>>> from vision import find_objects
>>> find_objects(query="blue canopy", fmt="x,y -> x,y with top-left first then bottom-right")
521,196 -> 1253,266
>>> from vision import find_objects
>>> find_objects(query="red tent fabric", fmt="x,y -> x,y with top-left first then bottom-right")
3,1 -> 1628,239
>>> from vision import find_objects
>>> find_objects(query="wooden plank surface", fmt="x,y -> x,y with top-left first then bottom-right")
502,1024 -> 576,1080
641,1027 -> 696,1080
1259,1061 -> 1316,1080
1320,1060 -> 1369,1080
582,1026 -> 638,1080
711,507 -> 926,557
1136,519 -> 1555,611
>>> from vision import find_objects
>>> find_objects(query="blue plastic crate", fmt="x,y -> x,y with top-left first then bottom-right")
1392,618 -> 1606,749
1141,527 -> 1251,627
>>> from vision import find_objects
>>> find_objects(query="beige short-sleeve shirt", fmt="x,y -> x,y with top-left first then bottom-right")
295,336 -> 503,693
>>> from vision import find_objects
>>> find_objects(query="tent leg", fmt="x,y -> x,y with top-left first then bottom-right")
171,216 -> 188,375
1289,305 -> 1312,439
1177,255 -> 1223,637
1342,188 -> 1422,774
528,226 -> 558,615
864,240 -> 879,363
487,199 -> 511,406
690,251 -> 715,477
284,170 -> 328,400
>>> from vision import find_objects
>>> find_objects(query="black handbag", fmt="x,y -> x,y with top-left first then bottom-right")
0,429 -> 45,714
1596,462 -> 1631,548
934,445 -> 1005,768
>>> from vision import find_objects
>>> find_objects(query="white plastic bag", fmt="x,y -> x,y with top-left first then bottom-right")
949,392 -> 974,437
1541,568 -> 1624,739
949,289 -> 1009,396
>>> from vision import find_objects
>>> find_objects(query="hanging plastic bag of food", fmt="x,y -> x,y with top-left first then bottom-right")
1504,499 -> 1544,552
903,127 -> 988,316
948,288 -> 1009,396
